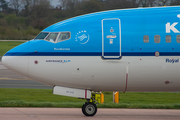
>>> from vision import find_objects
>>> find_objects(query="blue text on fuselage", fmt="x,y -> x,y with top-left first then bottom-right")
166,58 -> 179,63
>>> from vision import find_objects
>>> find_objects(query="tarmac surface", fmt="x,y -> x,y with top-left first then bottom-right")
0,108 -> 180,120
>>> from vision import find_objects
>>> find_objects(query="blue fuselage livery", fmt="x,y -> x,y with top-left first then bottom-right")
4,6 -> 180,57
2,6 -> 180,116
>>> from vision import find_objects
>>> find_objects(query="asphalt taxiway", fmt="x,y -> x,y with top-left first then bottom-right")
0,108 -> 180,120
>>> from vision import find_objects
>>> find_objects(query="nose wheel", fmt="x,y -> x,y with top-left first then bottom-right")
82,102 -> 97,116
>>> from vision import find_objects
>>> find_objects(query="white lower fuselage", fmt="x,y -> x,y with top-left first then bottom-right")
3,56 -> 180,92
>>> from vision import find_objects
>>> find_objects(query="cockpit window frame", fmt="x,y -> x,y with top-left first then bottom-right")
44,33 -> 50,40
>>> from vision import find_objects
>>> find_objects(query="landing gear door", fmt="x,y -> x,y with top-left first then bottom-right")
102,18 -> 121,59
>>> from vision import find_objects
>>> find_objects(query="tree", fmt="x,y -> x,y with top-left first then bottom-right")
148,0 -> 156,7
137,0 -> 152,7
28,0 -> 53,29
170,0 -> 180,5
105,0 -> 138,10
21,0 -> 44,16
9,0 -> 21,15
21,0 -> 32,16
58,0 -> 80,10
137,0 -> 171,7
157,0 -> 170,6
76,0 -> 104,15
0,0 -> 8,11
58,0 -> 67,9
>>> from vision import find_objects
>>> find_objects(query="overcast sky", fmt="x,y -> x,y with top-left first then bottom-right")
51,0 -> 59,7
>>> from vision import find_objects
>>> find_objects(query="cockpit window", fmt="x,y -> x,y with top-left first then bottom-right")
57,32 -> 71,42
45,33 -> 59,42
34,32 -> 71,43
35,32 -> 49,39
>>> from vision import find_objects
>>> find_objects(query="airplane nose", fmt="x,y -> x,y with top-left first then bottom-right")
2,55 -> 29,77
2,56 -> 29,77
2,41 -> 29,77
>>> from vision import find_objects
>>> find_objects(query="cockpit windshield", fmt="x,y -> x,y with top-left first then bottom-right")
57,32 -> 71,42
34,32 -> 71,43
35,32 -> 49,40
45,33 -> 59,42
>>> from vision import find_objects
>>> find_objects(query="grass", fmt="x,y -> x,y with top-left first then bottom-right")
0,41 -> 25,56
0,88 -> 179,109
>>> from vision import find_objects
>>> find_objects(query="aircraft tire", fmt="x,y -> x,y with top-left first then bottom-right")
82,102 -> 97,116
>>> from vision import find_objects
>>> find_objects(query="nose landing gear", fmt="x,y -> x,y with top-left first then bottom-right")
82,93 -> 101,116
82,102 -> 97,116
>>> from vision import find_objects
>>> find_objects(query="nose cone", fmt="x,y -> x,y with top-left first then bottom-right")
2,42 -> 29,77
2,56 -> 29,77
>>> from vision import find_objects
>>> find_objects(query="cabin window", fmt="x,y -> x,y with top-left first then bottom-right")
177,35 -> 180,43
143,35 -> 149,43
166,35 -> 171,43
57,32 -> 71,42
35,32 -> 49,40
45,33 -> 59,42
154,35 -> 160,43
